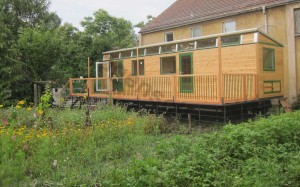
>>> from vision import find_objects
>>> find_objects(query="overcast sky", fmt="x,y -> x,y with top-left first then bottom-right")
49,0 -> 176,30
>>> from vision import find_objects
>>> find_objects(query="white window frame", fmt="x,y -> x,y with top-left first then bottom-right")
164,32 -> 174,42
191,26 -> 202,38
222,20 -> 236,33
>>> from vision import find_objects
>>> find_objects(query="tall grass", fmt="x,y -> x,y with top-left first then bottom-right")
0,104 -> 300,186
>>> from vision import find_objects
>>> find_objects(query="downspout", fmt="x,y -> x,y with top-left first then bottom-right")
262,5 -> 268,34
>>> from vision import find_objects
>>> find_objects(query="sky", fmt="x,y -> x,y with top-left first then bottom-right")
49,0 -> 176,31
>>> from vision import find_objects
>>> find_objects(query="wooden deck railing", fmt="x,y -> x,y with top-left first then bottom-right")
69,74 -> 257,105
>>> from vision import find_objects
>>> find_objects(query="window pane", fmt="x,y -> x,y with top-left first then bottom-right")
178,41 -> 195,51
111,61 -> 123,77
197,38 -> 217,48
161,56 -> 176,74
191,27 -> 201,38
221,35 -> 240,46
161,44 -> 176,53
146,46 -> 159,55
139,60 -> 145,75
263,48 -> 275,71
111,52 -> 120,59
132,60 -> 137,76
295,9 -> 300,35
132,50 -> 137,57
138,48 -> 145,57
121,50 -> 131,58
223,21 -> 236,33
165,33 -> 173,42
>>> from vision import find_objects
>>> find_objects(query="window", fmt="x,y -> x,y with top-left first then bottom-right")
178,41 -> 195,51
161,56 -> 176,74
146,46 -> 160,55
295,9 -> 300,35
139,60 -> 145,75
263,48 -> 275,71
138,48 -> 146,57
132,60 -> 137,76
121,50 -> 132,58
191,27 -> 201,38
111,52 -> 120,59
132,60 -> 144,76
165,32 -> 173,42
221,35 -> 240,46
197,38 -> 217,49
223,20 -> 236,33
161,44 -> 176,53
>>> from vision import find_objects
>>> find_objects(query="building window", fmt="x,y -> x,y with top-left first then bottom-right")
263,48 -> 275,71
165,32 -> 173,42
139,60 -> 145,75
191,27 -> 201,38
161,56 -> 176,74
132,60 -> 144,76
223,20 -> 236,33
221,35 -> 241,46
132,60 -> 137,76
295,9 -> 300,35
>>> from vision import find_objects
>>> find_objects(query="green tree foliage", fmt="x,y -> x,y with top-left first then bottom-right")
0,2 -> 135,105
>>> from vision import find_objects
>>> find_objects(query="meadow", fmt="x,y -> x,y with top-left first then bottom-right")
0,101 -> 300,186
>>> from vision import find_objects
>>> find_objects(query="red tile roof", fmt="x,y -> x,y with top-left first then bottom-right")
140,0 -> 297,33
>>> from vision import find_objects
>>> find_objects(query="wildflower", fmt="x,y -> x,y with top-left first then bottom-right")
16,105 -> 21,109
18,100 -> 25,105
0,105 -> 3,108
37,110 -> 43,116
33,113 -> 37,118
1,118 -> 8,126
83,94 -> 87,100
27,107 -> 32,111
11,136 -> 16,141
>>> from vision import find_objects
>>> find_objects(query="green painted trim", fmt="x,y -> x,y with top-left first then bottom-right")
263,48 -> 276,71
264,80 -> 281,94
179,53 -> 194,93
259,42 -> 282,47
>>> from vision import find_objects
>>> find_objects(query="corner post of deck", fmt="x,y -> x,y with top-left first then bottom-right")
218,36 -> 223,104
70,79 -> 73,95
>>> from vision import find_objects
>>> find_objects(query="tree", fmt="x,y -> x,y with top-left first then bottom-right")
134,15 -> 156,29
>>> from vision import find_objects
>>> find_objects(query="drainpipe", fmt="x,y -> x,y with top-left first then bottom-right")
262,5 -> 268,34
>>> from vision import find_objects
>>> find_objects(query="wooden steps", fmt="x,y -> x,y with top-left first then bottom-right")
279,98 -> 293,113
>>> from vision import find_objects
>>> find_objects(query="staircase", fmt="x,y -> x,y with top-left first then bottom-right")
279,98 -> 293,113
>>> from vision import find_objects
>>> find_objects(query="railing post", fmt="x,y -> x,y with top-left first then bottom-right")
243,75 -> 247,101
70,79 -> 73,95
218,36 -> 223,104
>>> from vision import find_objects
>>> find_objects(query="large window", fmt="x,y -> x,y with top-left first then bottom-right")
161,56 -> 176,74
191,27 -> 201,38
263,48 -> 275,71
165,32 -> 174,42
295,9 -> 300,35
223,20 -> 236,33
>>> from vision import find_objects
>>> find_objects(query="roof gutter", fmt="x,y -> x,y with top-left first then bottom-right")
140,0 -> 297,34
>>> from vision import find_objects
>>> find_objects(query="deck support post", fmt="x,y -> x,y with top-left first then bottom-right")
223,105 -> 227,123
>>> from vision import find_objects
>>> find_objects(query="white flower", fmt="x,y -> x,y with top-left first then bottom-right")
52,160 -> 58,167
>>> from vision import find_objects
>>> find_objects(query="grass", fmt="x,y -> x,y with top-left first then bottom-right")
0,103 -> 300,186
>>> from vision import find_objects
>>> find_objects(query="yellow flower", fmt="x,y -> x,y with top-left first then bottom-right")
0,105 -> 3,108
16,105 -> 21,109
18,100 -> 25,105
27,107 -> 32,111
37,110 -> 43,116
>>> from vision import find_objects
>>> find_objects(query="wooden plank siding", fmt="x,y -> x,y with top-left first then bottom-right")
70,31 -> 284,105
